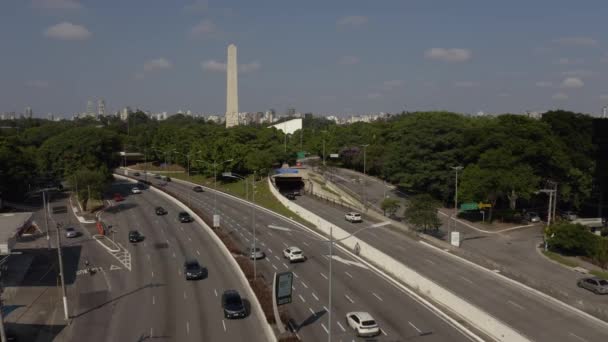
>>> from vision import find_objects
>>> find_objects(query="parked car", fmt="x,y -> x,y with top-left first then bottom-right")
346,312 -> 381,337
222,290 -> 247,319
65,227 -> 78,238
247,247 -> 266,260
285,192 -> 296,200
128,230 -> 144,243
577,277 -> 608,295
155,206 -> 167,215
524,212 -> 541,223
184,259 -> 205,280
131,187 -> 142,194
283,246 -> 305,263
345,212 -> 363,223
113,193 -> 124,202
192,186 -> 204,192
178,211 -> 193,223
561,211 -> 578,221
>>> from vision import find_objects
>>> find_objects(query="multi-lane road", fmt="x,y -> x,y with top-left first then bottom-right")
129,170 -> 477,341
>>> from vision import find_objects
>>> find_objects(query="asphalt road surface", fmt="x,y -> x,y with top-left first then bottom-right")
131,171 -> 476,342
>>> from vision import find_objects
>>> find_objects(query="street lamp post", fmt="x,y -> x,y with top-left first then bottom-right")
361,144 -> 369,211
537,187 -> 556,251
195,158 -> 233,215
450,166 -> 464,238
55,223 -> 69,323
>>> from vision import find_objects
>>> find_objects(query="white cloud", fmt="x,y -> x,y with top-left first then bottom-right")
536,81 -> 553,88
201,60 -> 226,72
367,93 -> 382,99
424,48 -> 472,62
600,94 -> 608,100
337,16 -> 368,29
44,22 -> 91,40
561,69 -> 593,77
339,55 -> 359,65
552,92 -> 568,100
240,61 -> 261,73
383,80 -> 403,90
553,36 -> 598,47
25,80 -> 49,88
143,58 -> 173,71
454,81 -> 479,87
190,19 -> 217,37
32,0 -> 82,10
560,77 -> 584,88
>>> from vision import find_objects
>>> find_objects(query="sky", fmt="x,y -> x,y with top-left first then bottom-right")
2,0 -> 608,117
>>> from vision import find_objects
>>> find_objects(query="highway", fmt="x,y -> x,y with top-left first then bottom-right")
293,192 -> 608,342
132,171 -> 476,342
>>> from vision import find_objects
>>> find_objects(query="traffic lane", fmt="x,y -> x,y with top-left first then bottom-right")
132,181 -> 270,342
297,194 -> 608,342
174,182 -> 471,341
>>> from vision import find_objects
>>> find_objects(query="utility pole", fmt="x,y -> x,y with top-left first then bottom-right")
361,144 -> 369,211
328,225 -> 333,342
55,223 -> 69,322
252,171 -> 257,280
450,166 -> 464,237
43,191 -> 50,248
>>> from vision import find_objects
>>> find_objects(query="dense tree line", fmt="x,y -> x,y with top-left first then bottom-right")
0,110 -> 603,217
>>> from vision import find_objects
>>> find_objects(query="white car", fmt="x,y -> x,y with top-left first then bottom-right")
345,212 -> 362,223
131,187 -> 142,194
345,312 -> 381,337
283,247 -> 305,263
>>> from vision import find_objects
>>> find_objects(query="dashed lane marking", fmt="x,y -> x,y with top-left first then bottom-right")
372,292 -> 383,301
344,294 -> 354,303
344,271 -> 353,278
222,320 -> 227,332
408,321 -> 422,334
337,321 -> 346,332
312,293 -> 319,301
320,273 -> 328,280
301,281 -> 308,289
299,294 -> 306,303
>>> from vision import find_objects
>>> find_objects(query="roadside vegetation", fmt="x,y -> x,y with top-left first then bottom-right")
546,222 -> 608,270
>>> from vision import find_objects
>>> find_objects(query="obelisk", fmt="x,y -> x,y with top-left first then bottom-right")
225,44 -> 239,127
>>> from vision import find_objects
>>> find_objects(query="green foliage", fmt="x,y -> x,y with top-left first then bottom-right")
68,167 -> 111,210
404,194 -> 442,232
546,222 -> 597,255
381,198 -> 401,217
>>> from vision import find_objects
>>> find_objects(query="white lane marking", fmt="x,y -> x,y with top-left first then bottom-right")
320,273 -> 328,280
143,242 -> 147,247
183,291 -> 187,299
268,248 -> 273,254
147,254 -> 151,261
507,300 -> 525,310
409,321 -> 422,333
260,242 -> 266,247
381,329 -> 388,336
569,333 -> 589,342
323,306 -> 328,313
321,323 -> 328,334
292,286 -> 296,291
372,292 -> 383,301
172,252 -> 176,258
274,255 -> 281,261
308,307 -> 315,315
337,321 -> 346,332
293,272 -> 299,278
186,321 -> 190,335
344,271 -> 353,278
180,226 -> 184,232
166,238 -> 170,244
301,281 -> 308,289
425,258 -> 435,265
152,296 -> 155,305
282,242 -> 288,247
150,327 -> 153,337
312,293 -> 319,301
244,237 -> 249,242
282,263 -> 289,269
214,289 -> 218,297
188,237 -> 192,241
322,255 -> 329,260
344,294 -> 354,303
222,320 -> 227,332
303,241 -> 309,246
178,268 -> 181,276
196,250 -> 201,256
460,276 -> 474,284
272,264 -> 278,270
151,271 -> 154,278
299,294 -> 306,303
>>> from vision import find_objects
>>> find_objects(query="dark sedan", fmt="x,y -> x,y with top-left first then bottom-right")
184,259 -> 205,280
192,186 -> 204,192
155,206 -> 167,215
178,211 -> 193,223
128,230 -> 144,243
222,290 -> 247,319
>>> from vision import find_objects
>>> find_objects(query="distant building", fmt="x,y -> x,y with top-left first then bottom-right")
265,109 -> 275,123
24,107 -> 33,118
97,99 -> 106,117
286,107 -> 296,117
120,107 -> 131,121
270,118 -> 303,135
225,44 -> 239,128
86,100 -> 95,116
304,113 -> 313,120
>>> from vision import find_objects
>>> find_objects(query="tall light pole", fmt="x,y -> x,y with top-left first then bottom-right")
252,171 -> 258,279
361,144 -> 369,211
175,150 -> 201,178
55,223 -> 69,322
195,158 -> 233,215
268,221 -> 390,342
538,187 -> 556,251
450,166 -> 463,237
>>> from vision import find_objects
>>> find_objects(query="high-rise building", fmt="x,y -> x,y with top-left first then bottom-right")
225,44 -> 239,128
24,106 -> 33,118
286,107 -> 296,117
97,99 -> 106,117
87,100 -> 95,116
120,107 -> 131,121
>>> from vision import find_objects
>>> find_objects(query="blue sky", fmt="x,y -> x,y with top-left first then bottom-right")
2,0 -> 608,117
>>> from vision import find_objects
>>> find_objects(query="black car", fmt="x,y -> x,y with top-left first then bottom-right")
128,230 -> 144,243
178,211 -> 193,223
155,206 -> 167,215
285,192 -> 296,200
192,186 -> 204,192
184,259 -> 205,280
222,290 -> 247,319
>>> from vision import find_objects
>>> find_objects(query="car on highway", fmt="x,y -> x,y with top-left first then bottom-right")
65,227 -> 79,238
524,212 -> 541,223
192,186 -> 204,192
285,192 -> 296,200
247,247 -> 265,260
222,290 -> 247,319
155,206 -> 167,215
129,230 -> 144,243
113,193 -> 124,202
184,259 -> 205,280
345,212 -> 362,223
178,211 -> 193,223
577,277 -> 608,295
283,246 -> 305,263
345,311 -> 381,337
131,187 -> 142,194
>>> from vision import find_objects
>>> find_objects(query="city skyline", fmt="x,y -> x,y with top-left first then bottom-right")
2,0 -> 608,117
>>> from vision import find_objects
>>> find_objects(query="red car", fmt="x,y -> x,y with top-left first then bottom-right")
113,193 -> 124,202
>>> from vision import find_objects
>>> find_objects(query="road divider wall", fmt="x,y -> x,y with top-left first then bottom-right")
267,177 -> 529,342
114,174 -> 277,342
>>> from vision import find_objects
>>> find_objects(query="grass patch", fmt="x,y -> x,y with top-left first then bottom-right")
86,198 -> 104,213
321,184 -> 340,197
590,269 -> 608,280
542,250 -> 580,268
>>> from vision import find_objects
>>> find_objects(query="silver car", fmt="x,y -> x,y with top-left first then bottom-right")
577,277 -> 608,295
248,247 -> 266,260
65,227 -> 78,238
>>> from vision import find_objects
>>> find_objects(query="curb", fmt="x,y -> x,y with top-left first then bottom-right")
114,174 -> 277,342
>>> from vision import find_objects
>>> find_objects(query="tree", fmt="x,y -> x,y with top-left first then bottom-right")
546,222 -> 596,255
381,198 -> 401,217
68,167 -> 111,210
404,194 -> 442,233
